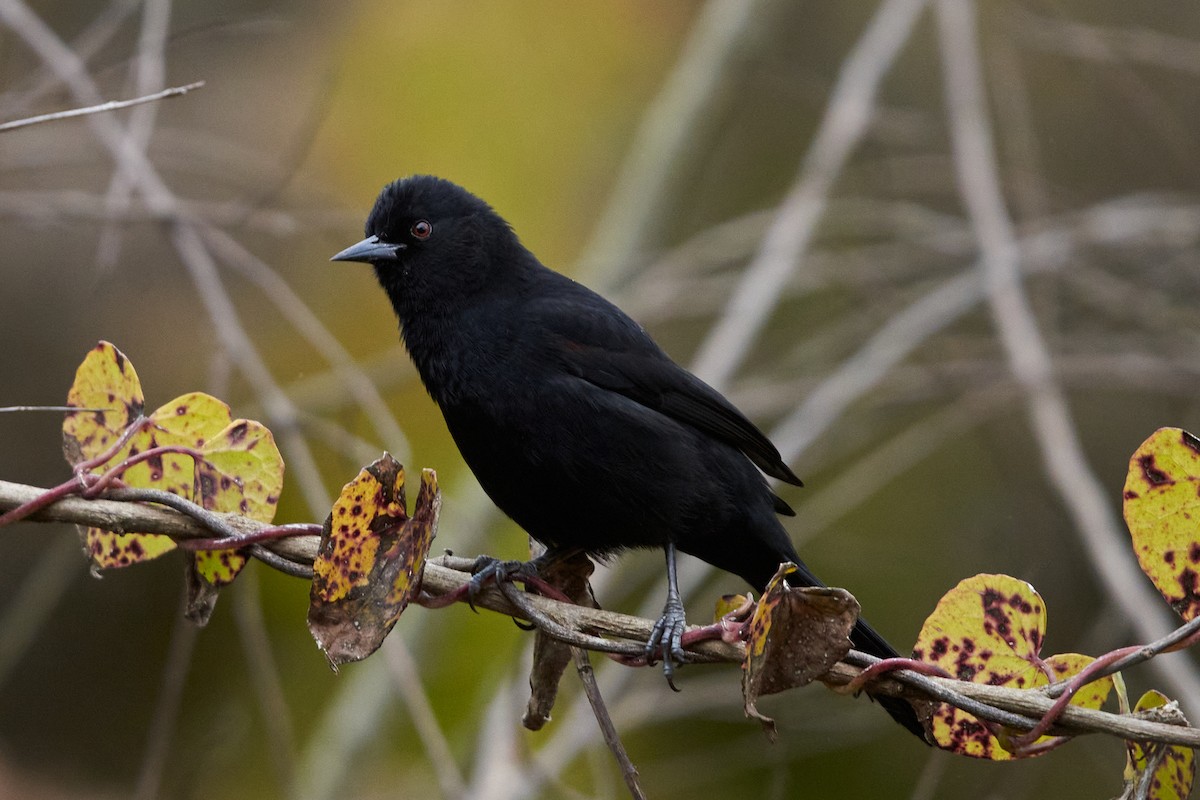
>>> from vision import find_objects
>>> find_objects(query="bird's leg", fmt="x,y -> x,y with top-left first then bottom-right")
645,542 -> 690,690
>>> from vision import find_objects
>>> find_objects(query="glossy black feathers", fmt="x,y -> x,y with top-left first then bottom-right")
336,175 -> 923,739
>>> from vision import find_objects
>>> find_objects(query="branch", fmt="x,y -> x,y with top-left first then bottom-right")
935,0 -> 1200,710
0,81 -> 204,132
689,0 -> 930,390
2,477 -> 1197,751
0,0 -> 332,517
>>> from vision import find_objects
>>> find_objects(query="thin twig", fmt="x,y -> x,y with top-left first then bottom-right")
0,536 -> 82,690
690,0 -> 930,390
0,0 -> 332,517
381,637 -> 468,800
572,647 -> 646,800
575,0 -> 777,288
94,0 -> 174,272
0,0 -> 141,117
232,570 -> 299,800
934,0 -> 1200,712
0,81 -> 204,132
200,226 -> 412,460
132,590 -> 198,800
0,405 -> 114,412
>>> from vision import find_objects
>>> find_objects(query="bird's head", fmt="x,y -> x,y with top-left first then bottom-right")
332,175 -> 519,315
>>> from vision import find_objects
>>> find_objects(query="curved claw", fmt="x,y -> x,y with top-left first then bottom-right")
645,593 -> 690,691
467,556 -> 536,611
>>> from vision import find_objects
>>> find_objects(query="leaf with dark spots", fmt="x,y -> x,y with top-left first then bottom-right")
1124,427 -> 1200,621
912,574 -> 1112,759
308,455 -> 440,668
1122,690 -> 1194,800
63,342 -> 146,467
741,563 -> 858,740
61,344 -> 285,624
187,417 -> 285,611
64,351 -> 230,570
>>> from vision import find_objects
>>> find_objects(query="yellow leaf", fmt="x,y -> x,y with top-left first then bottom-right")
913,574 -> 1111,759
62,341 -> 145,465
76,391 -> 234,570
1124,690 -> 1195,800
60,343 -> 285,624
187,419 -> 285,588
1123,428 -> 1200,620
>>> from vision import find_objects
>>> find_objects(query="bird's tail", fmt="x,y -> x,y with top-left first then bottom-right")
846,611 -> 927,740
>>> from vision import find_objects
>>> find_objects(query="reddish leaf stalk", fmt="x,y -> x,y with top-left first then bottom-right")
1009,645 -> 1141,752
0,417 -> 164,527
82,444 -> 205,496
70,415 -> 153,476
176,523 -> 322,551
842,656 -> 952,695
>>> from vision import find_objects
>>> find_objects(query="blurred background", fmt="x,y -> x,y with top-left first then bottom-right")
2,0 -> 1200,797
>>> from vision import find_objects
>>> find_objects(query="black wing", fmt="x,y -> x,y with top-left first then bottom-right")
527,287 -> 803,490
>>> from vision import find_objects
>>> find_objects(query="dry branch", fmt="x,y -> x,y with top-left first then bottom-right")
0,81 -> 204,132
1,476 -> 1196,751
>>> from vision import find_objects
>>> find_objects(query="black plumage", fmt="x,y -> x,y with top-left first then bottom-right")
332,175 -> 922,739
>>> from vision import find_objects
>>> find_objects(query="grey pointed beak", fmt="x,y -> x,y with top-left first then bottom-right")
330,235 -> 406,263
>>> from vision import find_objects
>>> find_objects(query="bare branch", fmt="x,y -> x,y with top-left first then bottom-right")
3,477 -> 1199,752
94,0 -> 175,272
380,638 -> 467,800
132,595 -> 198,800
572,648 -> 646,800
0,0 -> 332,516
232,571 -> 299,799
0,81 -> 204,132
935,0 -> 1200,711
575,0 -> 778,288
690,0 -> 930,390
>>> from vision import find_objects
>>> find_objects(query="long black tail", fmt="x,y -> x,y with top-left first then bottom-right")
732,543 -> 927,741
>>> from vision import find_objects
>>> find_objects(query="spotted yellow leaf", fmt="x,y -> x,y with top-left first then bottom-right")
1123,690 -> 1195,800
309,455 -> 440,668
1123,428 -> 1200,621
913,574 -> 1112,759
61,343 -> 283,622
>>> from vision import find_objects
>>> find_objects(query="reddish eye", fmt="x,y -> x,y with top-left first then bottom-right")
411,220 -> 432,240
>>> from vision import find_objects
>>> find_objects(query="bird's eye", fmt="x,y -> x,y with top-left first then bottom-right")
411,220 -> 433,240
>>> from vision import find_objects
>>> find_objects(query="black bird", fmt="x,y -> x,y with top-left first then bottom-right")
332,175 -> 923,739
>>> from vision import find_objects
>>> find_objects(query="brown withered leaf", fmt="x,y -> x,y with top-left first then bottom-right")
307,454 -> 440,669
523,547 -> 596,731
742,563 -> 859,740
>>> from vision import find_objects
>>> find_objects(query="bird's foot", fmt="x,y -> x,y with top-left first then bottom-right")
645,593 -> 690,691
467,556 -> 538,610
